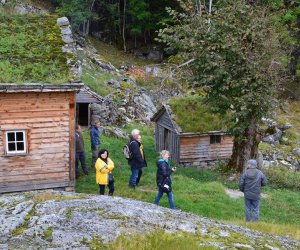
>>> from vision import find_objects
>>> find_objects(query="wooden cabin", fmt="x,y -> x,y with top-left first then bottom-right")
151,99 -> 234,167
76,86 -> 103,126
0,15 -> 83,193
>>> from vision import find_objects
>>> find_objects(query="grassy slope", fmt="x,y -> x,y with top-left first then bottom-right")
76,123 -> 300,240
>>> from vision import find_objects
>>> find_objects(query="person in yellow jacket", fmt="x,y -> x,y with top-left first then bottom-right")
95,149 -> 115,195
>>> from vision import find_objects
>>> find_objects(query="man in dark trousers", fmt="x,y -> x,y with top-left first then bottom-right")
90,121 -> 101,168
128,129 -> 147,188
239,159 -> 267,221
75,124 -> 88,179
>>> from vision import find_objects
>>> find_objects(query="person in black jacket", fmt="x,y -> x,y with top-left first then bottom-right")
128,129 -> 147,188
75,124 -> 88,178
239,159 -> 267,221
154,150 -> 176,209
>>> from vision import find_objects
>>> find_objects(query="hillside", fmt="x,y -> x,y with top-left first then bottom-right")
0,190 -> 299,249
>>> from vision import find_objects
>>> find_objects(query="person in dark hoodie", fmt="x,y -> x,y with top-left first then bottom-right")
154,150 -> 176,209
239,159 -> 267,221
128,129 -> 147,188
75,124 -> 89,179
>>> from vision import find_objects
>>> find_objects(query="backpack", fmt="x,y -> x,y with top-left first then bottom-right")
123,141 -> 134,160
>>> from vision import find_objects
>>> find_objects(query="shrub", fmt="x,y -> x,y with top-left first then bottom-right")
263,167 -> 300,190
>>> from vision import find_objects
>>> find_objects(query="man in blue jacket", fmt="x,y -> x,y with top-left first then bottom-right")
90,121 -> 101,168
239,159 -> 267,221
128,129 -> 147,188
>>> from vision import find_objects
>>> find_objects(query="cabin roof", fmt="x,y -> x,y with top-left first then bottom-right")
151,96 -> 232,134
76,85 -> 103,103
0,14 -> 76,85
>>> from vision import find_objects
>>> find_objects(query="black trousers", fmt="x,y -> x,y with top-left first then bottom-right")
99,181 -> 114,195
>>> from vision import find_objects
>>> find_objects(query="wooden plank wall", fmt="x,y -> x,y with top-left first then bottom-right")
0,92 -> 74,193
179,135 -> 233,165
155,111 -> 180,163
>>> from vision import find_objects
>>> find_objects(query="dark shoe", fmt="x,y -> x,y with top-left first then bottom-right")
128,184 -> 136,190
84,171 -> 89,176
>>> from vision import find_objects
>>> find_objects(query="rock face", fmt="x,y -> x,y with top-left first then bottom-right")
0,191 -> 299,249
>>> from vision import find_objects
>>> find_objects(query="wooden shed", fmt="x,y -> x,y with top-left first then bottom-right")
76,86 -> 103,126
0,14 -> 83,193
151,99 -> 234,167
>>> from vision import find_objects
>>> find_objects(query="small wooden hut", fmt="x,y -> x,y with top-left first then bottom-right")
0,15 -> 83,193
151,97 -> 234,167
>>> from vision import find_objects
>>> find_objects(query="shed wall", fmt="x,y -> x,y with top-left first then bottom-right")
0,92 -> 75,193
179,135 -> 233,165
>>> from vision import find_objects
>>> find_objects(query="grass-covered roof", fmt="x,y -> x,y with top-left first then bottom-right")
168,95 -> 232,133
0,14 -> 70,83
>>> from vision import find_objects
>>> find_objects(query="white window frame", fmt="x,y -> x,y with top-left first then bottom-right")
5,130 -> 27,155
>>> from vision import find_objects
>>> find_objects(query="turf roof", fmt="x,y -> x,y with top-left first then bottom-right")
0,14 -> 71,83
168,95 -> 232,133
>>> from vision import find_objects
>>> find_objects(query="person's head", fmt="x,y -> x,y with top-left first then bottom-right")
160,150 -> 170,160
94,121 -> 101,128
98,149 -> 109,160
75,124 -> 81,132
131,129 -> 140,140
247,159 -> 257,168
136,134 -> 142,143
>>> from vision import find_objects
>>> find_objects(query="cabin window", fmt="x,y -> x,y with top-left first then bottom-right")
210,135 -> 221,144
5,130 -> 27,155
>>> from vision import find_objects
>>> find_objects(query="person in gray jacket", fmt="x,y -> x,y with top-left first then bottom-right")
239,159 -> 267,221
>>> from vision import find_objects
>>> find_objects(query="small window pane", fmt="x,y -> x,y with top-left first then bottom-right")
17,142 -> 24,151
7,133 -> 15,142
16,132 -> 24,141
8,143 -> 16,151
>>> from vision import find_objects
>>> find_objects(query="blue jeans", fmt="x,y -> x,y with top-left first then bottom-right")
245,198 -> 260,221
75,152 -> 88,178
154,190 -> 175,209
129,167 -> 140,187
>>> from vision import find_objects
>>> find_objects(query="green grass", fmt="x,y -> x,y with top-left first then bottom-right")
76,123 -> 300,240
88,37 -> 156,68
0,14 -> 71,83
82,67 -> 116,97
169,95 -> 233,132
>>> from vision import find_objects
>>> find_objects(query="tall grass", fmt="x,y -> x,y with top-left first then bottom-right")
76,123 -> 300,240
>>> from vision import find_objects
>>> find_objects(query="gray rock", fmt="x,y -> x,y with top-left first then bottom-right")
292,148 -> 300,157
278,123 -> 292,130
103,126 -> 129,139
61,35 -> 74,44
61,27 -> 72,35
0,191 -> 298,249
57,17 -> 70,27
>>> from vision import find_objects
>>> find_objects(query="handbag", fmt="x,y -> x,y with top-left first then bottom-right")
108,173 -> 114,184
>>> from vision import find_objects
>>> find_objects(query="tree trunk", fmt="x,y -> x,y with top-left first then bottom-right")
122,0 -> 127,52
229,116 -> 261,173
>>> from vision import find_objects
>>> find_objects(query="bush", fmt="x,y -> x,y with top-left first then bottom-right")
263,167 -> 300,190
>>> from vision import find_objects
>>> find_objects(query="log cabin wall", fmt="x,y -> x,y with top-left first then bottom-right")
154,112 -> 180,163
0,92 -> 75,193
179,135 -> 233,166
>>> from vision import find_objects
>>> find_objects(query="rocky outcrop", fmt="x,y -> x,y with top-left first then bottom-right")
0,191 -> 299,249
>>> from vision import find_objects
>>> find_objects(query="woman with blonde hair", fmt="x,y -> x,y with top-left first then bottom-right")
154,150 -> 176,209
95,149 -> 115,195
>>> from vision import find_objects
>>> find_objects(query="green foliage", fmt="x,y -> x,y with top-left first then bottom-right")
0,14 -> 70,83
263,166 -> 300,190
169,95 -> 232,132
157,0 -> 284,139
127,0 -> 151,36
55,0 -> 97,31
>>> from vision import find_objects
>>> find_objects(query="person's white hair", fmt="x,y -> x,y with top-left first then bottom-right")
131,129 -> 140,137
160,150 -> 170,158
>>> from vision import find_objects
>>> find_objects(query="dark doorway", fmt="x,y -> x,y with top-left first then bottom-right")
164,128 -> 169,150
77,103 -> 89,126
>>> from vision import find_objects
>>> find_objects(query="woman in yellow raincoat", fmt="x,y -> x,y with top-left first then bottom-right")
95,149 -> 115,195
